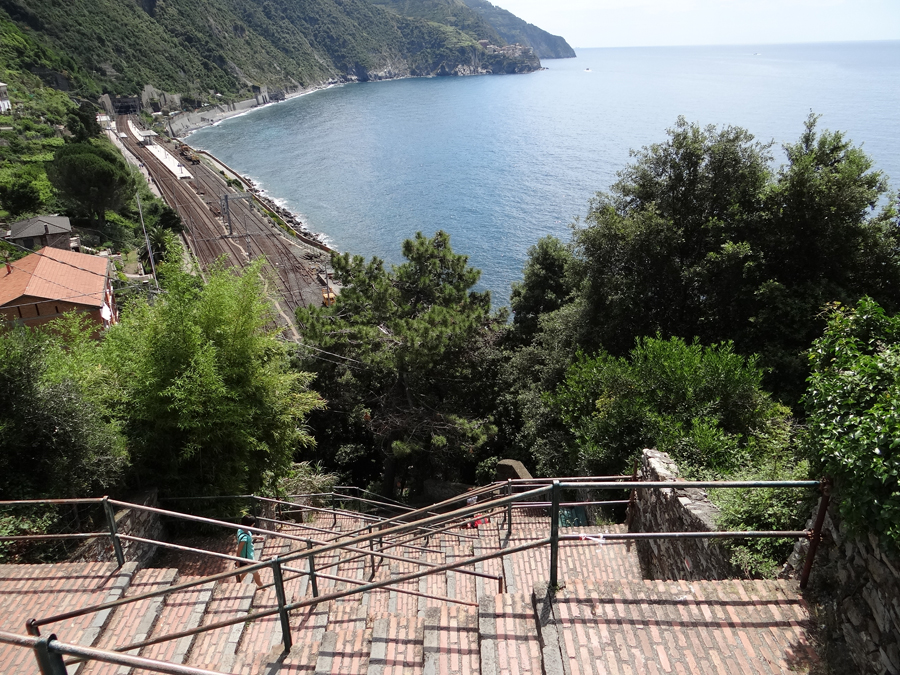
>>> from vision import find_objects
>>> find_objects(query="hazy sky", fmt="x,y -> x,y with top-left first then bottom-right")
494,0 -> 900,49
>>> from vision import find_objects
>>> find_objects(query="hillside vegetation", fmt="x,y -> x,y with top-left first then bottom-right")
0,0 -> 542,102
372,0 -> 505,46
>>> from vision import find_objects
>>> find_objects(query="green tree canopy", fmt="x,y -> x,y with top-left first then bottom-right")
509,235 -> 575,345
296,231 -> 503,493
47,141 -> 136,230
548,336 -> 792,478
805,297 -> 900,550
65,102 -> 102,143
0,164 -> 54,219
0,321 -> 127,500
102,259 -> 323,497
570,114 -> 899,405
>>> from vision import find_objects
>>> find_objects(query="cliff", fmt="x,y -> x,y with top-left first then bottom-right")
460,0 -> 576,59
0,0 -> 542,105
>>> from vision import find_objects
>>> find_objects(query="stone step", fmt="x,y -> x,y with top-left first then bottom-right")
367,614 -> 425,675
0,562 -> 136,675
138,575 -> 216,666
82,567 -> 178,675
479,592 -> 542,675
315,626 -> 374,674
423,605 -> 480,675
443,542 -> 478,605
261,534 -> 294,559
549,578 -> 819,675
231,580 -> 305,675
184,579 -> 256,671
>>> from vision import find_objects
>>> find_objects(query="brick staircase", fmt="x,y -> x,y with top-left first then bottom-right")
0,508 -> 820,674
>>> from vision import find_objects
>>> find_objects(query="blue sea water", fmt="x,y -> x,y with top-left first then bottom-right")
188,41 -> 900,306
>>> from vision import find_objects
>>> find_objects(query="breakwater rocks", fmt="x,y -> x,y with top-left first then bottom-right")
243,179 -> 331,253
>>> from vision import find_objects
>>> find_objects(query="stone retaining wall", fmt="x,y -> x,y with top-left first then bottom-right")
627,449 -> 733,580
70,490 -> 162,566
783,505 -> 900,674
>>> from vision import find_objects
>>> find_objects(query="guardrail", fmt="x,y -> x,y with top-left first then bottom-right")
1,474 -> 828,675
0,630 -> 229,675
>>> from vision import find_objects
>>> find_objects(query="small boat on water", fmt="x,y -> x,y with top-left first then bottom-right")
585,68 -> 591,72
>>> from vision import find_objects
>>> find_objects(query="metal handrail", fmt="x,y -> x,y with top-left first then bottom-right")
30,495 -> 513,631
333,485 -> 410,509
327,482 -> 503,542
0,498 -> 105,505
12,475 -> 829,675
254,494 -> 480,542
0,532 -> 107,541
0,629 -> 230,675
105,536 -> 550,659
558,480 -> 821,489
506,474 -> 632,484
560,531 -> 810,541
511,500 -> 631,508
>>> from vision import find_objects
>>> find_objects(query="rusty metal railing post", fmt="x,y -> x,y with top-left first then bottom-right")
624,459 -> 639,529
800,478 -> 831,590
306,540 -> 319,598
549,481 -> 560,590
33,634 -> 67,675
102,497 -> 125,568
331,494 -> 337,528
506,480 -> 513,537
270,558 -> 292,652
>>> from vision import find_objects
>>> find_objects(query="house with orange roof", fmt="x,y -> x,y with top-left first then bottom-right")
0,247 -> 117,330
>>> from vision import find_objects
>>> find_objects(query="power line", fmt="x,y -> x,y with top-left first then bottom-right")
296,342 -> 493,385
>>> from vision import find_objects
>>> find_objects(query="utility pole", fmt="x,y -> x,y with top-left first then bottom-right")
219,192 -> 252,236
136,192 -> 160,292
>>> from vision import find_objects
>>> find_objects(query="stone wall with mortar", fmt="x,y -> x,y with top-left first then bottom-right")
627,449 -> 734,580
782,505 -> 900,675
70,490 -> 162,565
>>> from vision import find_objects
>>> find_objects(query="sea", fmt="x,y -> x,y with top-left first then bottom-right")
187,41 -> 900,306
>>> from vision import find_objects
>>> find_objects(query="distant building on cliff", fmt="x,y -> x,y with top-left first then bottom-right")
0,82 -> 10,113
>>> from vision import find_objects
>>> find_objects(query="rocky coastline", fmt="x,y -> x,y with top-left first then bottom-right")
182,144 -> 332,252
168,44 -> 540,138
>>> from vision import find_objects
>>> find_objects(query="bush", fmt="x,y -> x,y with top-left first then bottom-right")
710,459 -> 813,577
549,336 -> 792,477
804,297 -> 900,551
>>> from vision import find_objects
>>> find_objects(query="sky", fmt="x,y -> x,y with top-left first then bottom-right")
492,0 -> 900,49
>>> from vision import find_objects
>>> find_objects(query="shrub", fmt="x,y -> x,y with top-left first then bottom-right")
804,297 -> 900,551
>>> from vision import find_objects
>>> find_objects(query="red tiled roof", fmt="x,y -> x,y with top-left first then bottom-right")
0,247 -> 110,308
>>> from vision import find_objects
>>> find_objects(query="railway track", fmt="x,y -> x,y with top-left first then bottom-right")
118,116 -> 330,337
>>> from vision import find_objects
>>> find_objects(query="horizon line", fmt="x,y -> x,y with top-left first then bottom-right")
569,38 -> 900,51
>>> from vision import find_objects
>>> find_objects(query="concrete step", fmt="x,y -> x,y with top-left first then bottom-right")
367,614 -> 425,675
479,592 -> 542,675
423,605 -> 480,675
442,542 -> 478,605
315,626 -> 374,674
0,562 -> 136,675
549,578 -> 819,675
138,575 -> 216,665
82,567 -> 177,675
184,579 -> 256,671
